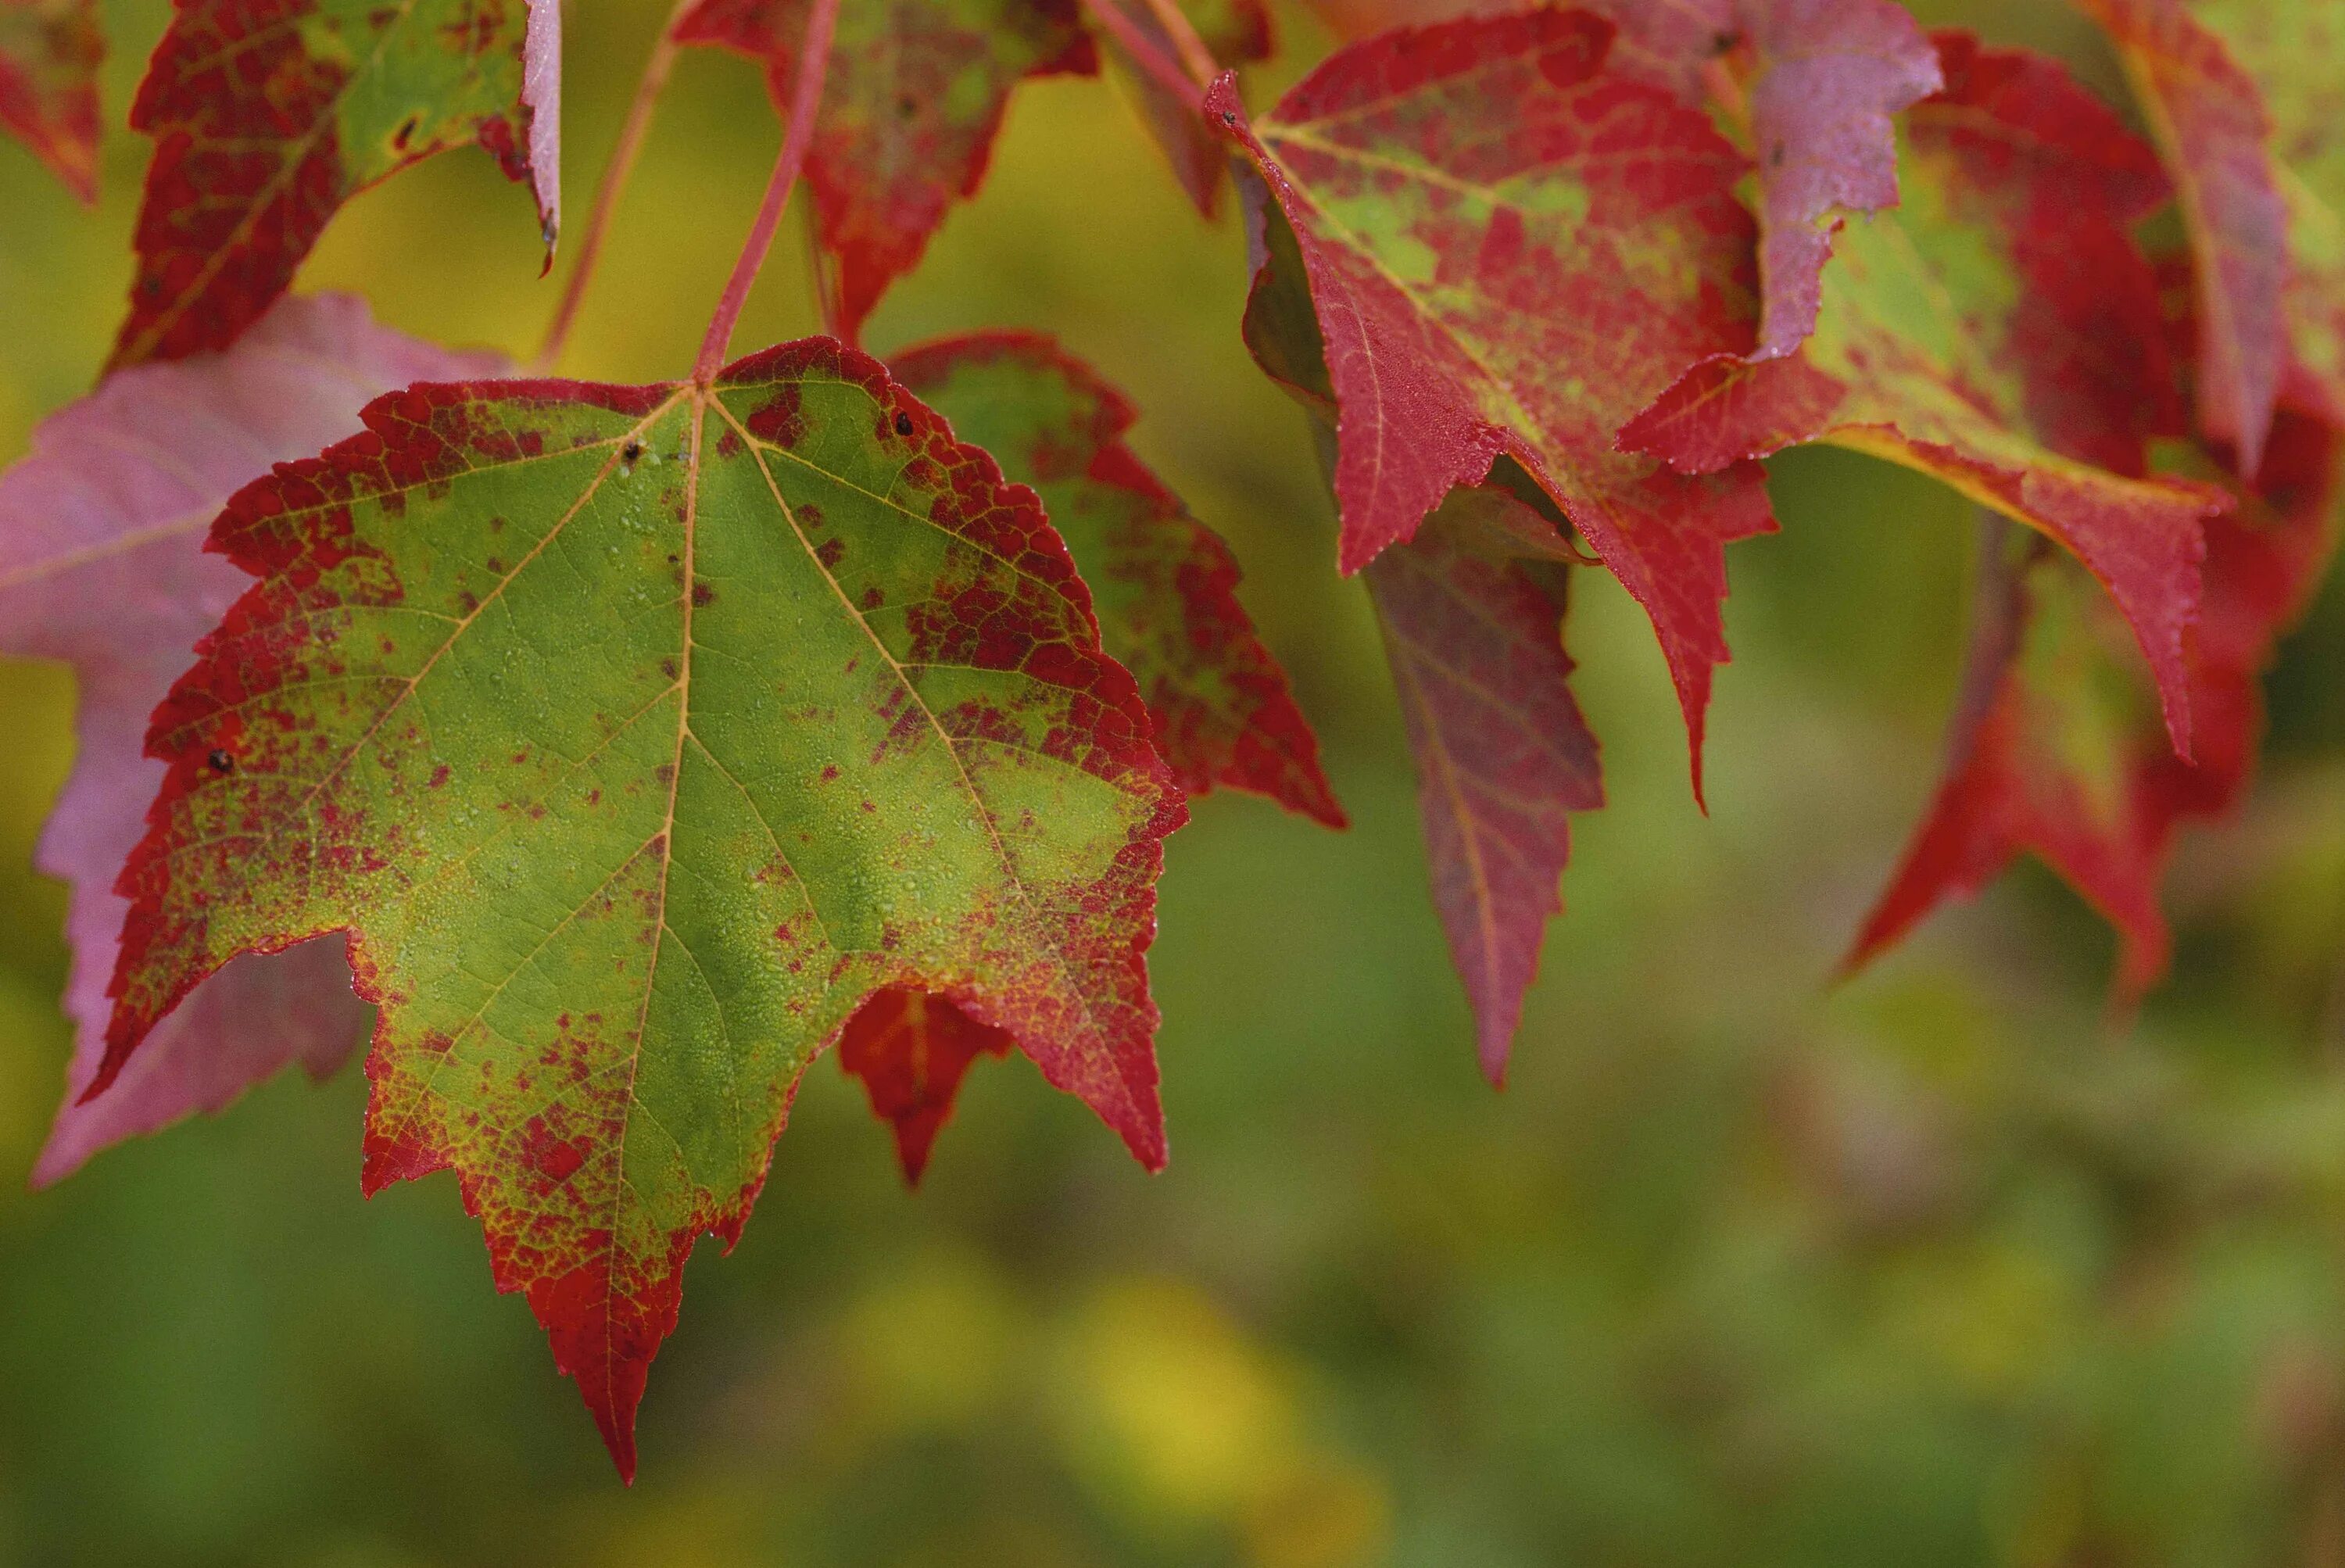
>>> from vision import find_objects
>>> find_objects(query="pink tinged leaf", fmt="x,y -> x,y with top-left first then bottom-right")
1729,0 -> 1942,359
1365,488 -> 1602,1083
0,293 -> 503,1185
1623,33 -> 2229,761
891,330 -> 1344,826
675,0 -> 1097,341
1211,10 -> 1778,800
112,0 -> 562,368
836,987 -> 1013,1183
0,0 -> 102,201
2078,0 -> 2286,478
523,0 -> 564,254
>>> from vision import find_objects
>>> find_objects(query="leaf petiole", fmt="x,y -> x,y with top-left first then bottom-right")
1133,0 -> 1221,92
1079,0 -> 1211,113
694,0 -> 844,380
534,0 -> 699,372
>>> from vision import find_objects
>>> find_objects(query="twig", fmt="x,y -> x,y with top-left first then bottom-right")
694,0 -> 843,381
533,0 -> 697,373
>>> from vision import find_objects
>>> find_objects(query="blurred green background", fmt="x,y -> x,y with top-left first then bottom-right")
2,1 -> 2343,1562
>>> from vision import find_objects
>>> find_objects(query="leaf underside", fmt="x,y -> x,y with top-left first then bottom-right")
102,338 -> 1185,1479
0,294 -> 499,1186
1365,488 -> 1601,1082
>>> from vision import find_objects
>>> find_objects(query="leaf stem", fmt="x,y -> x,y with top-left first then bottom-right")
1079,0 -> 1208,113
533,0 -> 696,374
694,0 -> 843,382
1133,0 -> 1219,91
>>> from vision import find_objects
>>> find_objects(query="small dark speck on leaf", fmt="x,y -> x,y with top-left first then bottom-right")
1712,30 -> 1735,53
1219,110 -> 1235,126
893,412 -> 915,437
207,749 -> 234,774
623,439 -> 643,463
1770,142 -> 1785,167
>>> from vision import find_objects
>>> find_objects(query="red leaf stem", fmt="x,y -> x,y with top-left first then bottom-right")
695,0 -> 844,379
1079,0 -> 1206,111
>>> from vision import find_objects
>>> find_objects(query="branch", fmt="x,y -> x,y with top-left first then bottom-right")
534,0 -> 697,373
694,0 -> 843,381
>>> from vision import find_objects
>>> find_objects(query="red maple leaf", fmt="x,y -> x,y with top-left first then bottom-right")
836,987 -> 1015,1183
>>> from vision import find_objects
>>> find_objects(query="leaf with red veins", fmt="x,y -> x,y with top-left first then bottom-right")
102,338 -> 1183,1479
1098,0 -> 1272,215
2075,0 -> 2285,477
0,293 -> 499,1187
112,0 -> 561,369
893,331 -> 1344,825
0,0 -> 102,200
1852,407 -> 2342,1001
1211,9 -> 1778,798
836,986 -> 1012,1183
1366,486 -> 1602,1082
675,0 -> 1096,342
1624,32 -> 2229,759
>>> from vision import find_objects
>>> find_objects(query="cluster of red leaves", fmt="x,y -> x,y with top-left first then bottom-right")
1,0 -> 2338,1482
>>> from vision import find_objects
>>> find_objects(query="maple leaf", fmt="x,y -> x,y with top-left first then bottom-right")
836,986 -> 1012,1183
816,333 -> 1338,1180
1095,0 -> 1273,216
893,331 -> 1343,825
1272,0 -> 1940,363
2119,2 -> 2345,445
1210,8 -> 1778,797
675,0 -> 1097,342
2074,0 -> 2286,478
1849,403 -> 2342,999
112,0 -> 562,369
0,0 -> 102,200
101,338 -> 1186,1478
1622,33 -> 2231,759
1366,488 -> 1602,1082
0,293 -> 499,1187
1239,219 -> 1599,1076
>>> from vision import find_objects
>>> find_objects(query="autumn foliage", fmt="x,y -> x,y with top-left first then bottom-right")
0,0 -> 2339,1480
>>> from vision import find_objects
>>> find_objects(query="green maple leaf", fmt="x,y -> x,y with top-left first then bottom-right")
99,341 -> 1186,1478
